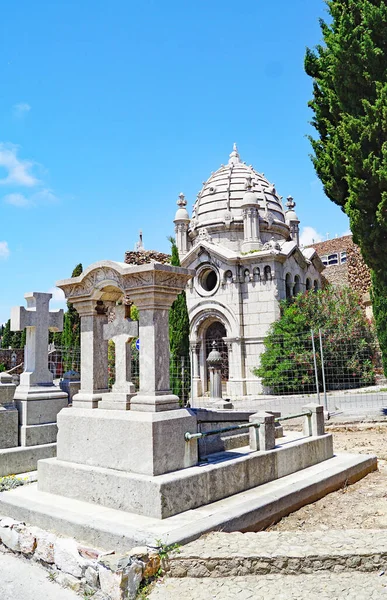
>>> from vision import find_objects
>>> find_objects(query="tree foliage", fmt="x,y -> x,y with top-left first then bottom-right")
60,263 -> 83,371
168,237 -> 190,404
305,0 -> 387,373
254,287 -> 378,394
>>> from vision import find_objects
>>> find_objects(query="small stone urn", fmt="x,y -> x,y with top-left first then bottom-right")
207,341 -> 223,401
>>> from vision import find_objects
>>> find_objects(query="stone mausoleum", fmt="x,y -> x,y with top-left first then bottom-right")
174,145 -> 324,400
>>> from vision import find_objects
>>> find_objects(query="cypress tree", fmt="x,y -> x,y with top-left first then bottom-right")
305,0 -> 387,373
1,320 -> 11,349
62,263 -> 83,370
168,237 -> 190,404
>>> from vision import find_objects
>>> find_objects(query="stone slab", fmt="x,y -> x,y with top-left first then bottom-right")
38,433 -> 334,518
0,406 -> 19,449
54,407 -> 198,477
168,529 -> 387,576
20,423 -> 58,446
0,443 -> 56,477
0,453 -> 375,552
14,398 -> 69,426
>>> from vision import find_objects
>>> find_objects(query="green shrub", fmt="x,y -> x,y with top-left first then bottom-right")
254,287 -> 378,394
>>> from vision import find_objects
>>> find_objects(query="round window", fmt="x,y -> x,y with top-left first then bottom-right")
200,268 -> 218,292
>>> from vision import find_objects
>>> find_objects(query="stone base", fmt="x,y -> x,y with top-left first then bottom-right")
13,386 -> 68,447
131,392 -> 180,412
0,452 -> 376,551
72,390 -> 110,409
0,443 -> 56,477
98,392 -> 135,411
0,405 -> 19,449
51,407 -> 198,477
38,433 -> 333,519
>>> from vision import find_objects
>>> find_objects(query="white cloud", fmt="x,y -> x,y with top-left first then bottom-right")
3,192 -> 32,207
31,188 -> 59,205
300,226 -> 324,246
3,188 -> 59,209
13,102 -> 31,118
0,143 -> 38,187
47,287 -> 66,309
0,241 -> 10,259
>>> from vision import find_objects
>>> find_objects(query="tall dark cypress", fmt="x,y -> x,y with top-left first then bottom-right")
305,0 -> 387,373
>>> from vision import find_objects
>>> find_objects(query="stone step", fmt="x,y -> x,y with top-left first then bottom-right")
168,529 -> 387,577
148,572 -> 387,599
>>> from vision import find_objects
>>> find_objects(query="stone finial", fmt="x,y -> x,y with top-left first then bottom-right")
245,175 -> 253,191
135,231 -> 144,252
286,195 -> 296,210
228,142 -> 241,165
177,193 -> 187,208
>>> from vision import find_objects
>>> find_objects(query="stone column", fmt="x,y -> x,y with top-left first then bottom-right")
303,403 -> 325,437
99,304 -> 138,410
190,341 -> 201,401
249,412 -> 275,451
127,267 -> 194,412
71,300 -> 110,409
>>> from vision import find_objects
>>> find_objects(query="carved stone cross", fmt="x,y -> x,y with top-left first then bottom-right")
100,304 -> 139,410
11,292 -> 63,388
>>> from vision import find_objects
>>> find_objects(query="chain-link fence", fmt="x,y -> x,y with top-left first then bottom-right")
3,327 -> 387,417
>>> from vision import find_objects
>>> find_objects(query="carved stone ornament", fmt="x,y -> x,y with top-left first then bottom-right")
197,228 -> 212,243
66,267 -> 123,298
262,237 -> 281,253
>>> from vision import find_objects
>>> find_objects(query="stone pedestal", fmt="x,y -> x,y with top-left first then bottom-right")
0,373 -> 18,449
59,370 -> 80,404
11,292 -> 68,446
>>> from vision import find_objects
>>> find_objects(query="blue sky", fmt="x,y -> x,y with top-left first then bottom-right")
0,0 -> 349,324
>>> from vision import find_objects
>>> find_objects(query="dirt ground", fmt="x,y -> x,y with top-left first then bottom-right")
269,422 -> 387,531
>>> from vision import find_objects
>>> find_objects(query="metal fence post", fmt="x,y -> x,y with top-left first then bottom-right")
319,329 -> 328,412
310,329 -> 321,403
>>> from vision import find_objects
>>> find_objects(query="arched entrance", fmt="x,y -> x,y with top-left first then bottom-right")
204,321 -> 229,393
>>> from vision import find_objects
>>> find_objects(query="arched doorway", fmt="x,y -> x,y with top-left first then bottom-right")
205,321 -> 229,393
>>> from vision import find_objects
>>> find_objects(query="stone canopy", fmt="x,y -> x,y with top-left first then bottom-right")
56,260 -> 195,412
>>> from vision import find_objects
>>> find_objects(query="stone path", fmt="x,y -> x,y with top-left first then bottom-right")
0,552 -> 79,600
168,530 -> 387,576
148,572 -> 387,599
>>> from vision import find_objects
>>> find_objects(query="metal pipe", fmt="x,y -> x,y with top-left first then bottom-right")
311,329 -> 321,403
185,410 -> 313,441
185,421 -> 259,442
274,410 -> 311,422
319,329 -> 328,412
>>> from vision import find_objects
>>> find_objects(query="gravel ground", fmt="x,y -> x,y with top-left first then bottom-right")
269,423 -> 387,531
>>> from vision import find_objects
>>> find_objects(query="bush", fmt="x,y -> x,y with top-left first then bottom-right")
254,287 -> 378,394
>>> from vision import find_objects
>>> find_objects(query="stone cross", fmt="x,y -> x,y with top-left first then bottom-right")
99,304 -> 138,410
11,292 -> 63,388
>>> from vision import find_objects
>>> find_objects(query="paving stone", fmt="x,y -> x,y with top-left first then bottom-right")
148,573 -> 387,599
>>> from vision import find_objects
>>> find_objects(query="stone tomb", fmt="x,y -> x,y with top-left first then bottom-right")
11,292 -> 68,446
0,293 -> 65,476
0,260 -> 377,549
0,373 -> 18,449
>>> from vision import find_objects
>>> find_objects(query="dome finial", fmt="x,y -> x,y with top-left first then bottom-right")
177,192 -> 187,208
286,195 -> 296,210
228,142 -> 241,165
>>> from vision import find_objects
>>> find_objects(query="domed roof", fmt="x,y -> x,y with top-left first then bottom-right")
191,144 -> 287,232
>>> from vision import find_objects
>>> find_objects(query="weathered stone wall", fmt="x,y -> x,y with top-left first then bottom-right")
124,250 -> 170,265
308,235 -> 371,303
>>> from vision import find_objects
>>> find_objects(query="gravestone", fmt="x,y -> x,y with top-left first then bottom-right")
0,373 -> 18,449
99,303 -> 138,410
11,292 -> 68,446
